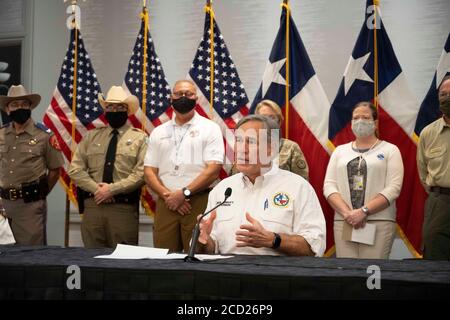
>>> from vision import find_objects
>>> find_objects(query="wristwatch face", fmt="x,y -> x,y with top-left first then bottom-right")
183,188 -> 191,197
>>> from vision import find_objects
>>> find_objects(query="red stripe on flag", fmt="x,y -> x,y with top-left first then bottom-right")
283,105 -> 334,250
50,98 -> 84,143
378,107 -> 426,253
43,114 -> 74,161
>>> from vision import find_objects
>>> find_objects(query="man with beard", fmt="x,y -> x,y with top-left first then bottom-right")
418,75 -> 450,260
144,80 -> 224,253
69,86 -> 147,248
0,85 -> 64,245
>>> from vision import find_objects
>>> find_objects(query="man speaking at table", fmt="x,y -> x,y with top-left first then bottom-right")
196,115 -> 326,256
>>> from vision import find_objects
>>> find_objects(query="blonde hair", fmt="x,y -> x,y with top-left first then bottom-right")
255,100 -> 284,124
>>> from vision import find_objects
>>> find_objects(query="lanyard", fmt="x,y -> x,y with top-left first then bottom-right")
173,123 -> 191,166
353,139 -> 379,174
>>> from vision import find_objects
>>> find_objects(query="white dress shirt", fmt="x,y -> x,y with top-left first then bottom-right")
144,112 -> 224,191
206,165 -> 326,257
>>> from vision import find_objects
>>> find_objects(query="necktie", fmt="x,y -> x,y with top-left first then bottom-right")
102,129 -> 119,183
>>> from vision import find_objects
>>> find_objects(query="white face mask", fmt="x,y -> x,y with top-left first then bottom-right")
351,119 -> 375,138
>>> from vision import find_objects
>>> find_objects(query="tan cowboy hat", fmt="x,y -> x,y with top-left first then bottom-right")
98,86 -> 139,114
0,85 -> 41,111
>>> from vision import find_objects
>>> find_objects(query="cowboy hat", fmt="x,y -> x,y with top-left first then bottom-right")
98,86 -> 139,114
0,85 -> 41,111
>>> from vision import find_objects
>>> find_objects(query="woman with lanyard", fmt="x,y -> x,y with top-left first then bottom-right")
324,101 -> 404,259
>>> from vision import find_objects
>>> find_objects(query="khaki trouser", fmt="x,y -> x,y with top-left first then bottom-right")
334,220 -> 396,259
3,199 -> 47,246
81,198 -> 139,248
423,191 -> 450,260
153,192 -> 209,253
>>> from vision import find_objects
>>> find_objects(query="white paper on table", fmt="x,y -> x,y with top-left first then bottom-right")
351,223 -> 376,245
94,244 -> 169,259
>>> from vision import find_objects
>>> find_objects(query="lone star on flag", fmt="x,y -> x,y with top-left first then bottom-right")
261,58 -> 287,97
343,52 -> 373,95
436,49 -> 450,88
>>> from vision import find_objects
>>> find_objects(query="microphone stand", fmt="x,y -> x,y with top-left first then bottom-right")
184,194 -> 230,262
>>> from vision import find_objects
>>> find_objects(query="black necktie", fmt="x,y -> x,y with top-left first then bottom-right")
102,129 -> 119,183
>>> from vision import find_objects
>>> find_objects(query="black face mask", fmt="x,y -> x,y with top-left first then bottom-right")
9,109 -> 32,125
172,97 -> 196,114
105,112 -> 128,129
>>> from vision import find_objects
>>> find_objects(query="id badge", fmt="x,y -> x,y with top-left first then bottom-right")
352,175 -> 364,191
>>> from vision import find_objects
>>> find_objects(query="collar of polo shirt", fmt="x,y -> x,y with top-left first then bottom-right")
241,163 -> 278,188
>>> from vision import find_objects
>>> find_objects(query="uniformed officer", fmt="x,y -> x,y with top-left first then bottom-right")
417,76 -> 450,260
230,100 -> 309,180
68,86 -> 147,248
0,85 -> 64,245
197,115 -> 326,257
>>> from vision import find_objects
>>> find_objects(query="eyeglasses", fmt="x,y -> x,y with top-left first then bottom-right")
8,100 -> 31,110
172,91 -> 196,99
105,104 -> 128,112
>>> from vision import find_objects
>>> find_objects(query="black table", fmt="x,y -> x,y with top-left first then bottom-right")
0,246 -> 449,300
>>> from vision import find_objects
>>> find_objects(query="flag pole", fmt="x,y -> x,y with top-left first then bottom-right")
141,1 -> 149,131
205,0 -> 214,118
282,0 -> 290,139
62,0 -> 81,247
373,0 -> 379,113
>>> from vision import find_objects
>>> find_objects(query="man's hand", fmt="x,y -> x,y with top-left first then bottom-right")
177,200 -> 192,216
235,213 -> 274,248
94,183 -> 114,205
198,210 -> 216,245
345,209 -> 367,229
164,190 -> 185,212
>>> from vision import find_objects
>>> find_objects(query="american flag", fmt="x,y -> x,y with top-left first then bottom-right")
43,27 -> 107,202
122,11 -> 172,213
123,16 -> 172,132
188,7 -> 249,170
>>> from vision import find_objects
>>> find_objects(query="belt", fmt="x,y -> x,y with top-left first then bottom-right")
430,186 -> 450,195
0,177 -> 48,202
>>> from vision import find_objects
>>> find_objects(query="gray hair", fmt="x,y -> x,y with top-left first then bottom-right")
236,114 -> 281,143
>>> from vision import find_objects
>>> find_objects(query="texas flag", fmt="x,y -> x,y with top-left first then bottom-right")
328,0 -> 425,255
414,33 -> 450,137
251,3 -> 334,251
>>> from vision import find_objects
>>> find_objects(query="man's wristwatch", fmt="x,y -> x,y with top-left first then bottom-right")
272,233 -> 281,249
361,206 -> 370,216
182,187 -> 192,199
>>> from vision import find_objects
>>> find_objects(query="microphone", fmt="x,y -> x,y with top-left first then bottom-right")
184,187 -> 232,262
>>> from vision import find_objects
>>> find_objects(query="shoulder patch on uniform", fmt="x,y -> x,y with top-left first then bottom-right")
35,122 -> 53,135
49,135 -> 62,151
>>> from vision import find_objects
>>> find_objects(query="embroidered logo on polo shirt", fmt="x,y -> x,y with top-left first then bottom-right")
377,153 -> 385,160
273,193 -> 290,207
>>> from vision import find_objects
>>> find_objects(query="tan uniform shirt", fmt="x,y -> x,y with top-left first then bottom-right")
68,124 -> 148,195
277,138 -> 309,180
417,117 -> 450,189
0,120 -> 64,189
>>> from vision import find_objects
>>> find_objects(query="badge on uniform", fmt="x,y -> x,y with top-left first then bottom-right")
352,175 -> 364,191
126,139 -> 132,146
273,192 -> 290,207
189,130 -> 199,138
29,138 -> 37,145
49,135 -> 62,151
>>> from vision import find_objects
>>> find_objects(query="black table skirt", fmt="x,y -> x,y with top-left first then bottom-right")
0,246 -> 449,300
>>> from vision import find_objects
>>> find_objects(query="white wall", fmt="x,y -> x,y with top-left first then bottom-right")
1,0 -> 449,253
